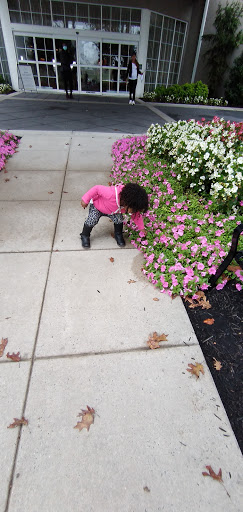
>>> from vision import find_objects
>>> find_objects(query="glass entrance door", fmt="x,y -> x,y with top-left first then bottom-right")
77,37 -> 137,94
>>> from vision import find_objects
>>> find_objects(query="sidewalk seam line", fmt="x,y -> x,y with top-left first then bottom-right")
4,134 -> 72,512
0,342 -> 199,366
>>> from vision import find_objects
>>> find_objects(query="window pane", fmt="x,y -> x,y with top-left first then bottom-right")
77,3 -> 88,18
21,12 -> 32,23
64,2 -> 76,16
37,49 -> 46,61
44,38 -> 53,50
20,0 -> 30,10
102,6 -> 110,19
52,16 -> 64,28
90,5 -> 100,19
102,19 -> 110,31
8,0 -> 20,9
30,0 -> 41,11
111,7 -> 120,20
42,14 -> 51,25
15,35 -> 25,47
131,9 -> 141,23
36,37 -> 44,49
52,1 -> 64,15
121,8 -> 130,22
17,48 -> 27,59
81,68 -> 100,92
32,13 -> 42,24
41,0 -> 50,14
9,11 -> 21,22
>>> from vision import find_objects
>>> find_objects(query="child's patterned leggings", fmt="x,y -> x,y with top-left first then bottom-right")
84,203 -> 124,227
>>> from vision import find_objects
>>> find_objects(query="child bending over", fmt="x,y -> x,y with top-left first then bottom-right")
80,182 -> 148,248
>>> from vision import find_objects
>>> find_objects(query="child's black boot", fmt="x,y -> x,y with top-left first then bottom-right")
80,224 -> 93,248
114,223 -> 125,247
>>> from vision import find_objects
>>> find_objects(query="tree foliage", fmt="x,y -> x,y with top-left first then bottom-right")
225,51 -> 243,106
202,1 -> 243,96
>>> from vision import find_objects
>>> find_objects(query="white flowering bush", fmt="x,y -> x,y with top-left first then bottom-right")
0,83 -> 13,94
147,117 -> 243,213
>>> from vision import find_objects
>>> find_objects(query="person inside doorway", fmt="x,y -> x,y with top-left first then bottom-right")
60,43 -> 73,99
126,52 -> 143,105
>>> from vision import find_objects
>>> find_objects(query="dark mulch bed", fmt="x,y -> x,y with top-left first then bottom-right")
183,280 -> 243,453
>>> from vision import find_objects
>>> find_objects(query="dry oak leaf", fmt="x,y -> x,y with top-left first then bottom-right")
213,358 -> 222,371
187,362 -> 204,378
204,318 -> 215,325
202,466 -> 223,482
8,417 -> 28,428
153,298 -> 159,301
186,291 -> 211,310
74,406 -> 95,432
6,352 -> 21,362
147,331 -> 168,349
0,337 -> 8,357
227,264 -> 241,272
127,279 -> 136,284
110,257 -> 114,262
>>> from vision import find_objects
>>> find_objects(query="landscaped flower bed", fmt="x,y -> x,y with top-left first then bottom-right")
110,118 -> 243,297
0,131 -> 20,171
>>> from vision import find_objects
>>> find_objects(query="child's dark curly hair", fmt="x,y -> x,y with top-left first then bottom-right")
120,183 -> 149,213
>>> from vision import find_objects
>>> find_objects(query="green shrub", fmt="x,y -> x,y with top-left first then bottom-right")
225,51 -> 243,107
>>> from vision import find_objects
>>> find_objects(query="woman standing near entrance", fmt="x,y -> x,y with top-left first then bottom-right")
126,52 -> 143,105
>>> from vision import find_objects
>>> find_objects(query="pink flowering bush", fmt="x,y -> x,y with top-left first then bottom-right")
0,131 -> 20,171
110,134 -> 243,297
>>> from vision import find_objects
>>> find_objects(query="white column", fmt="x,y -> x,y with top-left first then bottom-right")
137,8 -> 150,98
0,0 -> 18,90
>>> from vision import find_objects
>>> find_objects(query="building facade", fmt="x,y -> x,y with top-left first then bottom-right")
0,0 -> 208,96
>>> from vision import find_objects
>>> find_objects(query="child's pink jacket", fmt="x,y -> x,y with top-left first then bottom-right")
82,184 -> 145,230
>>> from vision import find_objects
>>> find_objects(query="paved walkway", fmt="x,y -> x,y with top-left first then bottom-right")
0,108 -> 242,511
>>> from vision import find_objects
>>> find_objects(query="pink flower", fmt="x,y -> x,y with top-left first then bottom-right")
236,283 -> 242,291
160,265 -> 166,272
197,262 -> 204,270
208,266 -> 217,275
201,283 -> 209,290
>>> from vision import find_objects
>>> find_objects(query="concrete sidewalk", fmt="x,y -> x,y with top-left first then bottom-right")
0,130 -> 242,512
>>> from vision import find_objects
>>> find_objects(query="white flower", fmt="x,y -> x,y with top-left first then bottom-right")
237,157 -> 243,164
204,152 -> 210,160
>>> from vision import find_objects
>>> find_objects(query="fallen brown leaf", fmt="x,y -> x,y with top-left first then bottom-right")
4,178 -> 10,182
8,417 -> 28,428
153,298 -> 159,301
143,486 -> 150,493
186,291 -> 211,310
48,191 -> 54,194
6,352 -> 21,362
108,181 -> 112,186
227,264 -> 241,272
29,145 -> 32,148
0,337 -> 8,357
127,279 -> 136,284
110,257 -> 114,262
204,318 -> 215,325
147,331 -> 168,349
213,358 -> 222,371
202,466 -> 223,482
74,406 -> 95,432
63,191 -> 68,193
187,362 -> 204,378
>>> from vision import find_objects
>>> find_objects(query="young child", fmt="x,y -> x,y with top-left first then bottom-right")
80,182 -> 148,248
